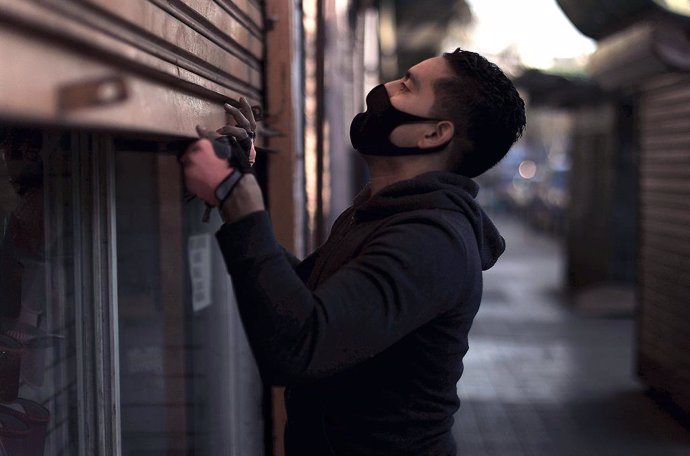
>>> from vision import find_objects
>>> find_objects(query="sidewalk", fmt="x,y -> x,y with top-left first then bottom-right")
452,216 -> 690,456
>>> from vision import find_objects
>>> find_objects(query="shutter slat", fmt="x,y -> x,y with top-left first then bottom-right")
638,75 -> 690,406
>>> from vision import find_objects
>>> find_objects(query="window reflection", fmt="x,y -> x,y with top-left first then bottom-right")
115,148 -> 264,456
0,130 -> 265,456
0,128 -> 77,456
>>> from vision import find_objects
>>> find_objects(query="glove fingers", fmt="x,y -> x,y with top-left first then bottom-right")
228,137 -> 252,172
236,136 -> 253,152
239,97 -> 257,132
216,125 -> 250,139
224,103 -> 252,131
196,125 -> 222,140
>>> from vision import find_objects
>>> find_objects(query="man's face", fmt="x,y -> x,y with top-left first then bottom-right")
383,56 -> 454,147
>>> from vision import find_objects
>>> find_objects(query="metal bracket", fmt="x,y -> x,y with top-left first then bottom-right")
57,75 -> 128,112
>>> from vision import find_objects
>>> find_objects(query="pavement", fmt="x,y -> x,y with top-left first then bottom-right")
452,215 -> 690,456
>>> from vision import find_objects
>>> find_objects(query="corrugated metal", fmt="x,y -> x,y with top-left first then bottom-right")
587,21 -> 690,90
638,72 -> 690,411
567,105 -> 616,289
0,0 -> 265,137
2,1 -> 269,454
82,0 -> 263,92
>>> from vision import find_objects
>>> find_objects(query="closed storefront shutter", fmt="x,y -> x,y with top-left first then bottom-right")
1,1 -> 270,455
638,72 -> 690,411
0,0 -> 264,136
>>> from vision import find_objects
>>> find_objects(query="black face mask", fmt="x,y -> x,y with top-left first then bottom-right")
349,84 -> 450,156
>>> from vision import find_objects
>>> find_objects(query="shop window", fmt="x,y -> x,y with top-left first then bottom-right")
1,128 -> 265,455
114,142 -> 264,456
0,127 -> 78,456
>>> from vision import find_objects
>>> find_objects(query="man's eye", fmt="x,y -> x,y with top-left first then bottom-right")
399,82 -> 409,92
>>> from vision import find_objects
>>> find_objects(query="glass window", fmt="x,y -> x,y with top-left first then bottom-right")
0,129 -> 265,455
114,145 -> 264,456
0,127 -> 78,456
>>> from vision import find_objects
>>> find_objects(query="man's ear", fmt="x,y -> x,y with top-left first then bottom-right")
417,120 -> 454,149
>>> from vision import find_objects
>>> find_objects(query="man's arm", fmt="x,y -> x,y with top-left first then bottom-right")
179,114 -> 467,385
215,174 -> 304,268
216,202 -> 468,385
280,246 -> 301,268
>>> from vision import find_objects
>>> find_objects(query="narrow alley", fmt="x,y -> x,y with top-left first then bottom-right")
453,216 -> 690,456
3,1 -> 690,455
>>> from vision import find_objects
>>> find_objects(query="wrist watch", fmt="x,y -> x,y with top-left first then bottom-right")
215,169 -> 244,207
199,134 -> 255,223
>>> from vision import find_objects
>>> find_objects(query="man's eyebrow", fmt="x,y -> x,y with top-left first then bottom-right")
404,70 -> 418,87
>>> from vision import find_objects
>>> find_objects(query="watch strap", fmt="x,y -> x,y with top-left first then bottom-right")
214,169 -> 243,207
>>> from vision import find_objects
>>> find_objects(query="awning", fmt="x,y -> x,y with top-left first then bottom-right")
587,20 -> 690,89
556,0 -> 690,40
514,69 -> 606,108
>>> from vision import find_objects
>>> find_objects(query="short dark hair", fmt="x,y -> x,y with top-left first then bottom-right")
432,49 -> 526,177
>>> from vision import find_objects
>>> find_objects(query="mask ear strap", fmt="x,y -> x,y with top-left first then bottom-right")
393,108 -> 446,128
421,137 -> 452,153
391,136 -> 452,156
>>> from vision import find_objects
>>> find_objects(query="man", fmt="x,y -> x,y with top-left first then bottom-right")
180,48 -> 526,455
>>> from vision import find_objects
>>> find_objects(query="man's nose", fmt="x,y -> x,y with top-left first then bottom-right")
383,81 -> 397,96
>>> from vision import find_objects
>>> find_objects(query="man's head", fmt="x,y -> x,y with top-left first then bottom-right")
353,49 -> 525,178
431,49 -> 526,177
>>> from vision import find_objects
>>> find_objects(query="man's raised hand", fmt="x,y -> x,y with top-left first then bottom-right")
217,97 -> 257,166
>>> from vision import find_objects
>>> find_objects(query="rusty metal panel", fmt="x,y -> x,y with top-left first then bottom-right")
82,0 -> 262,86
0,0 -> 265,137
638,72 -> 690,412
262,0 -> 303,453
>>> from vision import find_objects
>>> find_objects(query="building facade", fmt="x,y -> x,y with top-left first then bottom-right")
558,0 -> 690,414
0,1 -> 374,454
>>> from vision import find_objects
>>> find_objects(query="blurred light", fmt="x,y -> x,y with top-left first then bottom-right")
654,0 -> 690,15
323,120 -> 330,220
548,152 -> 571,171
460,0 -> 596,70
511,173 -> 531,206
547,189 -> 569,208
363,8 -> 380,96
303,0 -> 318,236
519,160 -> 537,179
335,0 -> 349,16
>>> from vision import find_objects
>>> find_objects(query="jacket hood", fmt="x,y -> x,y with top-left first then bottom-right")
352,171 -> 505,270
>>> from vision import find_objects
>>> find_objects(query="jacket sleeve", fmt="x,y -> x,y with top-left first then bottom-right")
279,245 -> 301,268
216,210 -> 468,385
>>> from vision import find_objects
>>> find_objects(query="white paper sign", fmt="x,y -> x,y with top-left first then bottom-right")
187,233 -> 212,312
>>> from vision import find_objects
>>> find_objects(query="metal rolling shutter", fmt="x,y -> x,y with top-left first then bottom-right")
0,0 -> 264,136
638,72 -> 690,411
1,1 -> 268,454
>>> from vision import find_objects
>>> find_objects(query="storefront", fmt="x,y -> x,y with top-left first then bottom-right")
558,0 -> 690,414
0,0 -> 271,454
1,126 -> 271,456
0,0 -> 374,454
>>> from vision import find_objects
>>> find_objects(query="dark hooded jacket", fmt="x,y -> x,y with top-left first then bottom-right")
216,171 -> 505,456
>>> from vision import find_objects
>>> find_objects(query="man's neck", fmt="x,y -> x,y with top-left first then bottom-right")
364,154 -> 448,195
